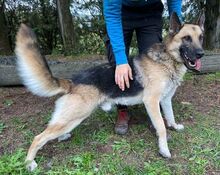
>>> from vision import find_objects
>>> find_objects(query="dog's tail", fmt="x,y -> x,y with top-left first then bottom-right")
15,24 -> 72,97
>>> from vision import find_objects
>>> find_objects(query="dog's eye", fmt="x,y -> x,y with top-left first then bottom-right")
182,35 -> 192,42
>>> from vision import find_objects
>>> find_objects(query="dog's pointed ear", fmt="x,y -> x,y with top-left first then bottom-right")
169,12 -> 182,36
196,10 -> 205,32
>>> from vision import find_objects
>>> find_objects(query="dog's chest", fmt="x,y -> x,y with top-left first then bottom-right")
161,65 -> 186,99
162,81 -> 177,98
161,76 -> 182,100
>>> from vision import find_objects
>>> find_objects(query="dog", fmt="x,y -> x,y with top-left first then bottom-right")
15,12 -> 205,171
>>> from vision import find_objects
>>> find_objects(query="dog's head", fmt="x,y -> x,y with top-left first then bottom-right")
167,12 -> 205,71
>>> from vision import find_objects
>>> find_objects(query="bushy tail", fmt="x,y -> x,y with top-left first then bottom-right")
15,24 -> 72,97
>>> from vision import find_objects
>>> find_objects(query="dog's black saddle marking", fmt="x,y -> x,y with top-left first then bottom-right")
72,61 -> 143,98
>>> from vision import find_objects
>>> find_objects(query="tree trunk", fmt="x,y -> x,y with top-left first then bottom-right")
56,0 -> 75,55
204,0 -> 220,49
39,0 -> 57,54
0,0 -> 12,55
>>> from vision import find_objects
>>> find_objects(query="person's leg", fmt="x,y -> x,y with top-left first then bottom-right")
114,25 -> 134,135
135,14 -> 163,132
104,35 -> 116,66
135,13 -> 172,140
114,105 -> 129,135
136,15 -> 163,54
104,10 -> 134,135
104,27 -> 134,65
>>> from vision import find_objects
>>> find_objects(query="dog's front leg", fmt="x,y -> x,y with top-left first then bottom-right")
143,96 -> 171,158
160,89 -> 184,131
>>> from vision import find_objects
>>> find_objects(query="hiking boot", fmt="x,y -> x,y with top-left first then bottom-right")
114,109 -> 130,135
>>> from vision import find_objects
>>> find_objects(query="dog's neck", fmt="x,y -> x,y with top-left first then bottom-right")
146,43 -> 187,80
147,43 -> 183,65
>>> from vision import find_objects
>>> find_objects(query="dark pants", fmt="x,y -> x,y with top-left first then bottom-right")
105,2 -> 164,109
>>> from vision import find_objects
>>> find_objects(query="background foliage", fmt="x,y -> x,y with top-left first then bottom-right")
0,0 -> 219,56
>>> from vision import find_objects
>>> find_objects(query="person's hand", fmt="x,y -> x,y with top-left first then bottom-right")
115,64 -> 133,91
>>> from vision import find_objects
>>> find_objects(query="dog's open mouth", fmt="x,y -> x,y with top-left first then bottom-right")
182,53 -> 201,71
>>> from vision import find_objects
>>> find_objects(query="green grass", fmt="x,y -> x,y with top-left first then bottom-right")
204,72 -> 220,82
1,103 -> 219,175
0,73 -> 220,174
183,71 -> 220,83
3,99 -> 14,107
183,72 -> 195,81
0,149 -> 43,175
0,121 -> 6,134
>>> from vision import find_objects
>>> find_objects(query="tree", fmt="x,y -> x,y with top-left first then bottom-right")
181,0 -> 220,50
204,0 -> 220,49
3,0 -> 59,55
37,0 -> 59,54
71,0 -> 105,54
0,0 -> 12,55
56,0 -> 75,55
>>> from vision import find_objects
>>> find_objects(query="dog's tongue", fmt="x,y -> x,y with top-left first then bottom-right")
195,59 -> 201,70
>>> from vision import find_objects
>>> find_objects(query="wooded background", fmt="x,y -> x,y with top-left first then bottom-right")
0,0 -> 219,56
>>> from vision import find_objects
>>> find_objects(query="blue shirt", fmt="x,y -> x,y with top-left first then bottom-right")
103,0 -> 182,65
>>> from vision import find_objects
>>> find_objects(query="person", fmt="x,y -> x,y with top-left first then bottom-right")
103,0 -> 182,135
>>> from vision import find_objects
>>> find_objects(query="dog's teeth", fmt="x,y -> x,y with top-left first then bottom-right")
184,54 -> 189,60
189,61 -> 196,67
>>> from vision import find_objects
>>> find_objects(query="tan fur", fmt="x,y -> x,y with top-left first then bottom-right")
16,24 -> 72,97
15,21 -> 204,171
166,24 -> 203,61
25,85 -> 102,170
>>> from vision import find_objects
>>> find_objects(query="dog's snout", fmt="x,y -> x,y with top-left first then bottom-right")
196,49 -> 204,58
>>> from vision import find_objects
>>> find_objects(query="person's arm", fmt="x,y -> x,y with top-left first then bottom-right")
167,0 -> 182,19
103,0 -> 127,65
103,0 -> 133,91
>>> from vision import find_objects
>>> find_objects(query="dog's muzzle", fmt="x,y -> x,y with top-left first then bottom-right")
180,48 -> 204,72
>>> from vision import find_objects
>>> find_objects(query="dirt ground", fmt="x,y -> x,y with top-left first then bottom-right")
0,73 -> 220,174
0,73 -> 219,155
0,75 -> 220,155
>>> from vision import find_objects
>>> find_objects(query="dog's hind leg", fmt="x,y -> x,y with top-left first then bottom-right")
26,121 -> 83,172
143,95 -> 171,158
25,91 -> 101,171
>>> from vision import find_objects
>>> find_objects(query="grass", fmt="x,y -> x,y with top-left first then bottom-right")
204,72 -> 220,82
183,72 -> 220,82
0,73 -> 219,174
2,99 -> 14,107
0,121 -> 6,134
0,104 -> 219,175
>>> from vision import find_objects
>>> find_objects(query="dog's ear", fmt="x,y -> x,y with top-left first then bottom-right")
196,10 -> 205,32
169,12 -> 182,36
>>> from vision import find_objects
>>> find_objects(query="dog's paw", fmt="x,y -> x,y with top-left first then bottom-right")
58,133 -> 71,142
173,124 -> 184,131
159,148 -> 171,158
26,160 -> 38,172
168,123 -> 184,131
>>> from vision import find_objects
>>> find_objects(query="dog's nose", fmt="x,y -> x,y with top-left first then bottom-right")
196,49 -> 204,58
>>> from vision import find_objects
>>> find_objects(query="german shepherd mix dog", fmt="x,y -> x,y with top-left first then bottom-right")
15,13 -> 205,171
